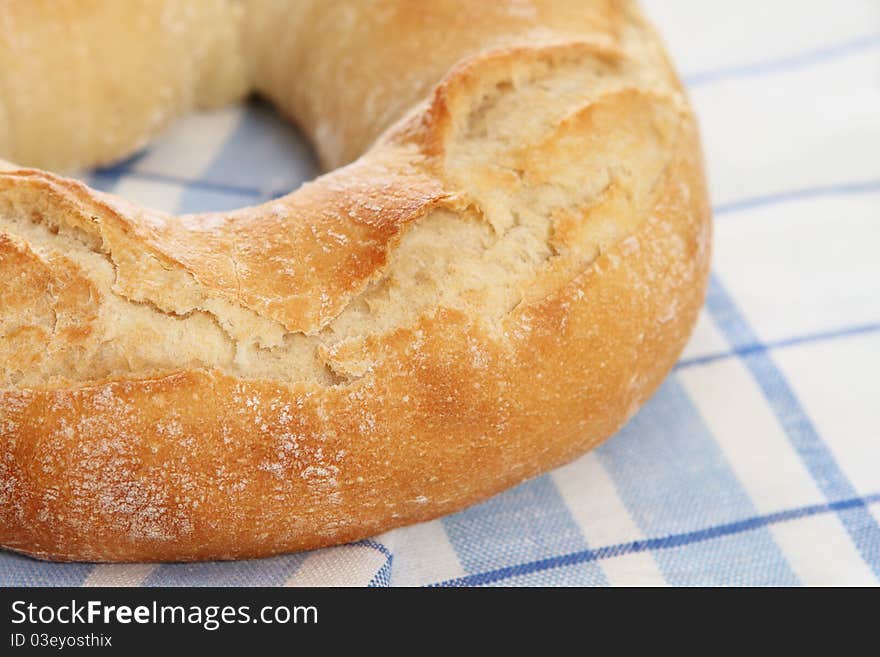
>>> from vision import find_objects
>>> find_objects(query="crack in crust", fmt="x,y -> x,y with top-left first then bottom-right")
1,43 -> 686,389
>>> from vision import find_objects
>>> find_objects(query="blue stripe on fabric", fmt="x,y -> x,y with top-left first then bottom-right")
442,475 -> 608,585
714,180 -> 880,216
478,562 -> 609,587
91,147 -> 149,181
685,33 -> 880,87
0,551 -> 93,587
86,171 -> 129,196
705,274 -> 880,578
177,100 -> 318,213
430,492 -> 880,587
596,377 -> 798,585
368,561 -> 392,587
142,552 -> 309,587
357,539 -> 394,587
676,322 -> 880,370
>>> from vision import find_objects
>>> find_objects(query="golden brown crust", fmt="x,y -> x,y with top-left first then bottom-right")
0,0 -> 711,562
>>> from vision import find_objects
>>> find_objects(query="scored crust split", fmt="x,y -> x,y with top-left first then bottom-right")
0,0 -> 711,562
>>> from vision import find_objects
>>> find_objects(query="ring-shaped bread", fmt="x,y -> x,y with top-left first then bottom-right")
0,0 -> 711,561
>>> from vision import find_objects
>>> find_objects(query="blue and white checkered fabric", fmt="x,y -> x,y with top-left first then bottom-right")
2,0 -> 879,586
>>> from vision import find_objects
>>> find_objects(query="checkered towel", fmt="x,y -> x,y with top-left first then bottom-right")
3,0 -> 879,586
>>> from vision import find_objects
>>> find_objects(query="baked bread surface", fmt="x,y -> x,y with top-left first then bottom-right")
0,0 -> 711,561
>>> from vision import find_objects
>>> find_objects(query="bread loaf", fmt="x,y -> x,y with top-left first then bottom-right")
0,0 -> 711,561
